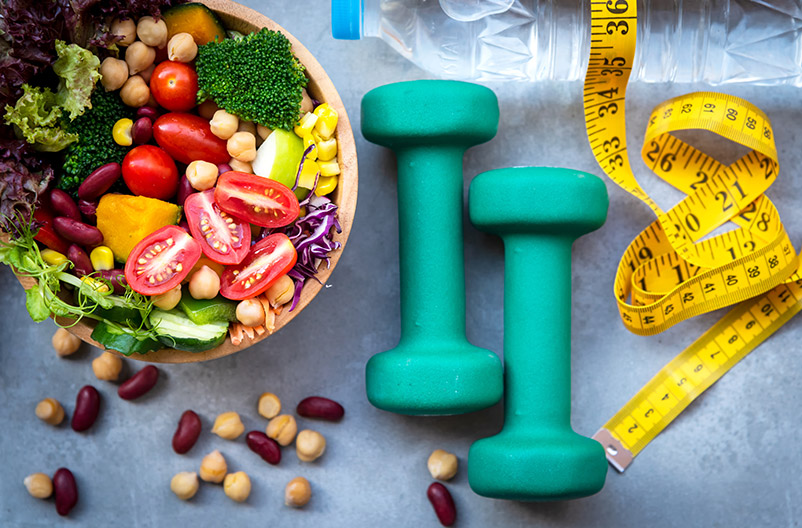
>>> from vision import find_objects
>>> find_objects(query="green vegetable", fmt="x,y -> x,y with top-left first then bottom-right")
91,321 -> 162,356
93,294 -> 145,327
52,41 -> 102,121
178,295 -> 238,325
196,28 -> 308,131
149,309 -> 228,352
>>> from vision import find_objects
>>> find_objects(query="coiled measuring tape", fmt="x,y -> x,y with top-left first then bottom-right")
583,0 -> 802,471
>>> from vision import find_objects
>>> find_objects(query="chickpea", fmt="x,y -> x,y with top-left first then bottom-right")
265,275 -> 294,307
257,392 -> 281,419
92,352 -> 123,381
284,477 -> 311,508
228,158 -> 253,174
170,472 -> 199,500
211,411 -> 245,440
100,57 -> 128,91
186,160 -> 219,191
223,471 -> 251,503
120,75 -> 150,107
266,414 -> 297,446
256,124 -> 272,140
237,120 -> 256,135
111,18 -> 137,46
198,100 -> 220,120
427,449 -> 458,481
35,398 -> 65,426
199,450 -> 227,483
167,33 -> 197,63
152,284 -> 182,311
139,62 -> 156,85
136,16 -> 168,48
296,430 -> 326,462
300,88 -> 315,115
189,265 -> 220,300
210,110 -> 239,140
125,41 -> 155,75
52,328 -> 81,356
236,299 -> 265,327
227,132 -> 256,162
24,473 -> 53,499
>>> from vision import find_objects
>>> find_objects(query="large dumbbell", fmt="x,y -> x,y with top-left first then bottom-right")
467,167 -> 609,500
361,80 -> 504,415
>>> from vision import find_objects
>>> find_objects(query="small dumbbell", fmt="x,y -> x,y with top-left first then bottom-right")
467,167 -> 609,500
361,80 -> 503,415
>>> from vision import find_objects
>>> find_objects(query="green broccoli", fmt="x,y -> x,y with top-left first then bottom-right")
58,89 -> 134,192
196,28 -> 308,131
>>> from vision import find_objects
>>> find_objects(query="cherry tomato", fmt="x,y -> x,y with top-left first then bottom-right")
33,203 -> 70,254
214,172 -> 300,228
149,61 -> 198,112
220,233 -> 297,300
122,145 -> 179,200
153,113 -> 229,165
185,189 -> 251,265
124,225 -> 201,295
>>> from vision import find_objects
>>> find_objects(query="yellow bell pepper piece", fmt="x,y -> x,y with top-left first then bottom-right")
313,104 -> 338,140
293,112 -> 318,138
317,138 -> 337,161
302,134 -> 318,160
318,158 -> 341,177
314,176 -> 338,197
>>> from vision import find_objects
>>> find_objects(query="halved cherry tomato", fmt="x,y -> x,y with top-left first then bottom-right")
220,233 -> 297,300
33,200 -> 70,254
124,225 -> 201,295
214,172 -> 300,228
185,189 -> 251,265
153,113 -> 229,165
122,145 -> 179,200
149,61 -> 198,112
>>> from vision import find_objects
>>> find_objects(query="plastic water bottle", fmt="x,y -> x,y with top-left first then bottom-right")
331,0 -> 802,84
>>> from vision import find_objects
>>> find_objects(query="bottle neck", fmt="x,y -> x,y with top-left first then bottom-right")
362,0 -> 381,38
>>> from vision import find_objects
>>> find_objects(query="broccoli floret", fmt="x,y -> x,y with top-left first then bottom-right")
196,28 -> 308,131
58,89 -> 134,192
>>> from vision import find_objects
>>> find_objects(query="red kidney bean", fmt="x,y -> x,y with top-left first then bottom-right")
49,189 -> 81,221
53,468 -> 78,516
77,162 -> 121,201
217,163 -> 232,175
77,199 -> 98,224
53,217 -> 103,246
136,106 -> 159,119
132,117 -> 153,145
296,396 -> 345,421
118,365 -> 159,400
98,269 -> 127,294
427,483 -> 456,527
71,385 -> 100,432
246,431 -> 281,465
67,244 -> 93,276
172,410 -> 202,454
176,175 -> 195,206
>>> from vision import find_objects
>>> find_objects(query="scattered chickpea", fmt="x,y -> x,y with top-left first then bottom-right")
237,120 -> 256,135
210,110 -> 239,140
427,449 -> 458,481
125,41 -> 155,75
296,430 -> 326,462
167,33 -> 197,63
223,471 -> 251,503
265,275 -> 294,308
257,392 -> 281,419
256,124 -> 272,140
120,75 -> 150,107
300,88 -> 315,115
92,352 -> 123,381
211,411 -> 245,440
284,477 -> 311,508
136,16 -> 168,48
228,158 -> 253,174
186,160 -> 219,191
266,414 -> 297,446
170,472 -> 199,500
236,299 -> 265,327
35,398 -> 64,426
152,284 -> 182,311
198,100 -> 220,120
111,18 -> 137,46
199,450 -> 227,483
100,57 -> 128,91
52,328 -> 81,357
139,63 -> 156,85
24,473 -> 53,499
227,132 -> 257,162
189,265 -> 220,300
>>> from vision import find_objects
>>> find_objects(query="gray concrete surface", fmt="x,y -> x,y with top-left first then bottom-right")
2,1 -> 802,526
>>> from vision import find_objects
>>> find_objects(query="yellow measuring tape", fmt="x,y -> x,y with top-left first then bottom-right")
583,0 -> 802,471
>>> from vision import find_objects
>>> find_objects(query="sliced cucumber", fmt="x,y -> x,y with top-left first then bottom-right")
91,321 -> 162,356
93,295 -> 143,326
149,309 -> 228,353
178,295 -> 238,325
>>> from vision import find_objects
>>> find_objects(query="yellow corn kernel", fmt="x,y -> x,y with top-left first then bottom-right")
318,158 -> 340,177
317,138 -> 337,161
81,276 -> 111,293
313,104 -> 338,140
112,118 -> 133,146
302,134 -> 318,160
293,112 -> 318,138
314,176 -> 338,197
90,246 -> 114,271
41,249 -> 68,267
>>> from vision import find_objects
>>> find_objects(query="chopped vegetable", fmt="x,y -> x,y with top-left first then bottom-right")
178,295 -> 238,325
0,140 -> 54,234
91,320 -> 162,356
163,3 -> 226,45
150,308 -> 228,352
96,194 -> 182,261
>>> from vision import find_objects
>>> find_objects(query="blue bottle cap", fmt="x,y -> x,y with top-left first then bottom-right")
332,0 -> 362,40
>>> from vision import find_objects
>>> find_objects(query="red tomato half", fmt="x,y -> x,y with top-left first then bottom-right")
153,113 -> 229,165
220,233 -> 297,300
149,61 -> 198,112
125,225 -> 201,295
214,172 -> 300,228
122,145 -> 179,200
185,189 -> 251,265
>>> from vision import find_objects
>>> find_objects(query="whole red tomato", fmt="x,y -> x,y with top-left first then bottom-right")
122,145 -> 179,200
153,113 -> 230,165
150,61 -> 198,112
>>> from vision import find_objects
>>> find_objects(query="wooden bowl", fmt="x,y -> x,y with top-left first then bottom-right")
16,0 -> 358,363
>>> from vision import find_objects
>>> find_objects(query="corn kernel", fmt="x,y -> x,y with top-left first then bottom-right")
302,134 -> 318,160
293,112 -> 318,137
317,138 -> 337,161
81,275 -> 111,293
112,118 -> 134,146
313,104 -> 338,140
319,159 -> 340,177
314,176 -> 338,197
90,246 -> 114,271
41,249 -> 67,267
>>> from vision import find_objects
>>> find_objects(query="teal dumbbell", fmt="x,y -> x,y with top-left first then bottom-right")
361,80 -> 503,415
467,167 -> 609,500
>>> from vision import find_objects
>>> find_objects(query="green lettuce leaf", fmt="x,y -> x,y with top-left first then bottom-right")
53,41 -> 102,121
3,84 -> 78,152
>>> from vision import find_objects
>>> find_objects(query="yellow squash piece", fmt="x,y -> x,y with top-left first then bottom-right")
96,194 -> 182,262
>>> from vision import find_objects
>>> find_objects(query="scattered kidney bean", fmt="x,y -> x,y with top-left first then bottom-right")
172,410 -> 202,454
77,199 -> 98,224
118,365 -> 159,400
132,117 -> 153,145
97,269 -> 127,294
296,396 -> 345,422
53,217 -> 103,246
77,162 -> 121,201
217,163 -> 232,175
49,189 -> 81,221
176,176 -> 195,206
67,244 -> 93,276
136,105 -> 159,119
427,483 -> 456,527
53,468 -> 78,516
71,385 -> 100,432
246,431 -> 281,465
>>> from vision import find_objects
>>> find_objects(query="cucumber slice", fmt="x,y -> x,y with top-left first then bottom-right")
150,309 -> 228,353
91,321 -> 162,356
178,295 -> 238,325
93,295 -> 143,326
